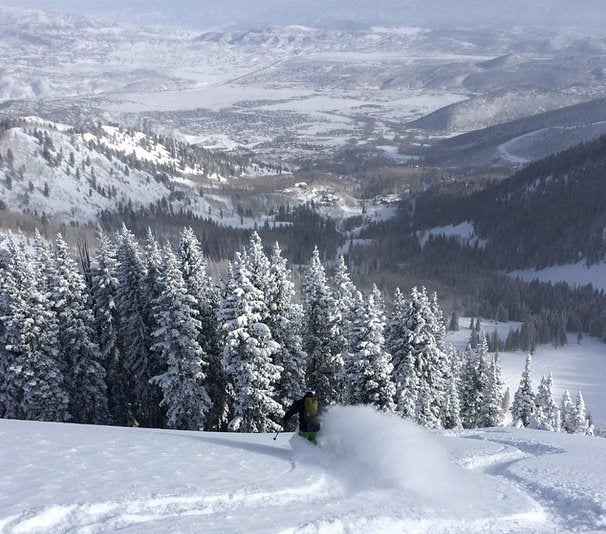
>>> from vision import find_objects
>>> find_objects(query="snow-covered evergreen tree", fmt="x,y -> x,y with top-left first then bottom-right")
386,287 -> 455,427
332,255 -> 358,355
534,374 -> 561,431
528,405 -> 546,431
244,231 -> 272,305
401,287 -> 449,427
415,379 -> 439,428
345,286 -> 396,412
429,291 -> 447,349
178,227 -> 227,430
302,247 -> 343,408
0,236 -> 69,421
448,310 -> 459,332
459,344 -> 480,429
91,230 -> 131,426
141,228 -> 166,427
220,254 -> 283,432
0,249 -> 10,418
266,242 -> 307,408
51,234 -> 109,424
560,390 -> 576,433
386,288 -> 417,417
142,228 -> 164,326
443,365 -> 462,429
115,226 -> 152,426
572,391 -> 589,435
511,353 -> 535,427
479,354 -> 504,427
150,247 -> 211,430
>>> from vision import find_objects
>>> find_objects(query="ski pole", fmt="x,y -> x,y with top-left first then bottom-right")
273,430 -> 280,441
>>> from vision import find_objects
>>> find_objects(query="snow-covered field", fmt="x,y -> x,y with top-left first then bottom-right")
0,407 -> 604,533
447,319 -> 606,428
418,222 -> 486,249
509,261 -> 606,292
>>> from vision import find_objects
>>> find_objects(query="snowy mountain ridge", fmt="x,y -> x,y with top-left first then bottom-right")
0,117 -> 279,224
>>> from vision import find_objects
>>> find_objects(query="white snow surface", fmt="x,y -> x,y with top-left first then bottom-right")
418,221 -> 486,249
509,261 -> 606,291
1,407 -> 605,533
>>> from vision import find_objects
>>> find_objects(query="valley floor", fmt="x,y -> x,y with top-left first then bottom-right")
1,407 -> 604,533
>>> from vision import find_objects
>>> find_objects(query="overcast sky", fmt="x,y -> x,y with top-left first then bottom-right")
5,0 -> 606,34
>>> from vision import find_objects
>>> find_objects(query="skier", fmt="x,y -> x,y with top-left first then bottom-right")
282,391 -> 321,444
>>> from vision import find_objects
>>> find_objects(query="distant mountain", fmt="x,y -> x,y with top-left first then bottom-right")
415,134 -> 606,269
410,88 -> 589,133
422,96 -> 606,168
9,0 -> 606,35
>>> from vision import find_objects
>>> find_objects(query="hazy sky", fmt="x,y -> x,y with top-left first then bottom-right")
5,0 -> 606,34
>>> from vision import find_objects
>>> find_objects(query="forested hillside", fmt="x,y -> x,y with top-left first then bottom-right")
415,134 -> 606,269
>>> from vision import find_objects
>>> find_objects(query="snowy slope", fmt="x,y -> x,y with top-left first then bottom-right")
509,261 -> 606,291
0,117 -> 277,224
410,88 -> 589,133
0,122 -> 169,222
0,407 -> 604,533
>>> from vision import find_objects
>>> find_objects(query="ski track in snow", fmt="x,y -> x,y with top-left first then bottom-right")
461,430 -> 606,531
6,476 -> 335,533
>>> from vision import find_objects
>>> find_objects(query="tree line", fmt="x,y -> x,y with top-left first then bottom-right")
0,227 -> 595,435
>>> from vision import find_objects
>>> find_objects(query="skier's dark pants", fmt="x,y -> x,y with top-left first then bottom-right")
298,430 -> 319,444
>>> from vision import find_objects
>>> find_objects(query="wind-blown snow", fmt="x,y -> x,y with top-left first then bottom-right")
1,406 -> 605,533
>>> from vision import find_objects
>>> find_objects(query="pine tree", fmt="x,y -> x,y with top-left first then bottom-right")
51,234 -> 109,424
266,243 -> 307,407
415,380 -> 438,428
459,344 -> 481,429
572,391 -> 589,435
386,287 -> 453,427
150,248 -> 211,430
386,288 -> 417,417
512,354 -> 535,427
448,310 -> 459,331
244,231 -> 272,304
345,286 -> 396,412
141,228 -> 168,427
0,236 -> 69,421
220,254 -> 283,432
91,230 -> 131,425
332,255 -> 358,356
560,390 -> 576,433
479,354 -> 504,427
0,249 -> 10,418
468,323 -> 479,349
178,227 -> 227,430
473,333 -> 491,426
443,364 -> 462,429
409,288 -> 448,427
115,226 -> 152,426
534,374 -> 561,431
302,247 -> 343,408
